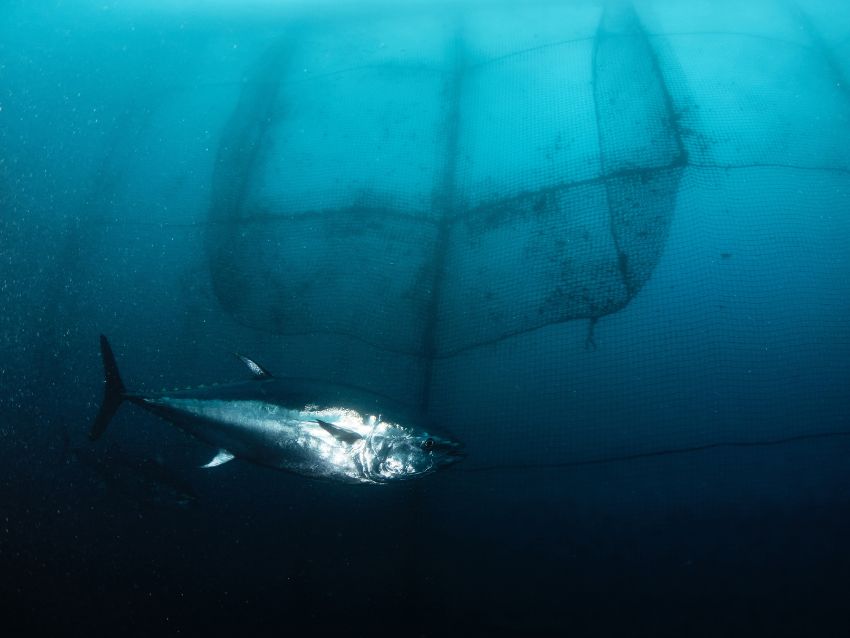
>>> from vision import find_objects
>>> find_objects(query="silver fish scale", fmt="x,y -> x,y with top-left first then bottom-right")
141,396 -> 438,484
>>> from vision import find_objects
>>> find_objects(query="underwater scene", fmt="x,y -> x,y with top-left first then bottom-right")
2,0 -> 850,635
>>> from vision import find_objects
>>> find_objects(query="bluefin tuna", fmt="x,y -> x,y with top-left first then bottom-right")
90,336 -> 464,484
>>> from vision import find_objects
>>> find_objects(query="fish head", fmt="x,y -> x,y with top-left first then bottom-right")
367,424 -> 465,482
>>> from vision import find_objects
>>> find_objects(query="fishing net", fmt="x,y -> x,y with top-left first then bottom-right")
206,4 -> 687,405
204,0 -> 850,430
4,0 -> 849,475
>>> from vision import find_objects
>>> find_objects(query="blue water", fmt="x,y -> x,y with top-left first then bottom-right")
2,1 -> 850,635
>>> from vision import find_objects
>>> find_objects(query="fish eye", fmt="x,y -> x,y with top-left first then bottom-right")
422,438 -> 434,451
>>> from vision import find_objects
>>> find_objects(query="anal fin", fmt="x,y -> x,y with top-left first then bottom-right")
201,449 -> 235,468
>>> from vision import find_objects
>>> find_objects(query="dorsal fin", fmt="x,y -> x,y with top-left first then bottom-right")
234,353 -> 273,379
316,419 -> 362,444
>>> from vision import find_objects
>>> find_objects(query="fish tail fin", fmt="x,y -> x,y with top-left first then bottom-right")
89,334 -> 127,441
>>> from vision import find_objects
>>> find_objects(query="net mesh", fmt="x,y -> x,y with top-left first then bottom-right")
203,0 -> 850,442
5,0 -> 848,475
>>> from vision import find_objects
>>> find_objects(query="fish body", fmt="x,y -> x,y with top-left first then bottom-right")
90,336 -> 464,484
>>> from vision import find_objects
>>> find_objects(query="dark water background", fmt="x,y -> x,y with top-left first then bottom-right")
2,1 -> 850,635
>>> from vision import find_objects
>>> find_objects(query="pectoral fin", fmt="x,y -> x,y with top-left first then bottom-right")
317,419 -> 362,444
202,449 -> 235,468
